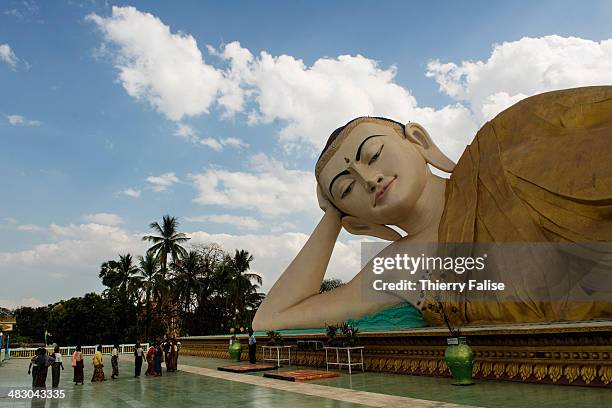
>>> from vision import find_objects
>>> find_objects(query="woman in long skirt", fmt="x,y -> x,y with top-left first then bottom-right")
28,348 -> 41,387
51,345 -> 64,388
174,341 -> 180,371
91,345 -> 105,382
154,343 -> 163,376
72,345 -> 84,385
145,344 -> 156,376
167,340 -> 177,372
111,343 -> 119,379
30,348 -> 54,388
134,342 -> 144,377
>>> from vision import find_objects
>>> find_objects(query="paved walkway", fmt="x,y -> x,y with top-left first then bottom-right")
178,363 -> 477,408
2,356 -> 610,407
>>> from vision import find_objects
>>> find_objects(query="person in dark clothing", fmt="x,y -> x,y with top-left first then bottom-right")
29,348 -> 54,388
163,339 -> 171,372
134,342 -> 144,377
154,342 -> 163,376
72,345 -> 84,385
111,343 -> 119,379
248,329 -> 257,364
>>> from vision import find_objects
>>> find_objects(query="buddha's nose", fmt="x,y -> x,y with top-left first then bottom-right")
368,176 -> 384,192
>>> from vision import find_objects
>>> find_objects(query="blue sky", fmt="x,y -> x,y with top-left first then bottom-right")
2,0 -> 612,308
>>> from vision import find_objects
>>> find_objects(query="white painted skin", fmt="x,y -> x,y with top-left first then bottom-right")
252,121 -> 456,331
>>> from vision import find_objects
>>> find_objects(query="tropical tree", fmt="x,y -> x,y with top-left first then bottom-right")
142,215 -> 190,276
170,251 -> 202,314
134,252 -> 165,339
221,249 -> 264,328
99,254 -> 140,301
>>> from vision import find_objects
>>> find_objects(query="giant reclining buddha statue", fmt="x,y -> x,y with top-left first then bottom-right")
253,86 -> 612,332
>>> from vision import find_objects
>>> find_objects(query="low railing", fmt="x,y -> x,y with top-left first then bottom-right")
7,343 -> 149,359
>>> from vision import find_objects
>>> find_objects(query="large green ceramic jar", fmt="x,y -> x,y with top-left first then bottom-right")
444,336 -> 474,385
229,338 -> 242,362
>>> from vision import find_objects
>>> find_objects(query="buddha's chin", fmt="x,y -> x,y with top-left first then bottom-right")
369,198 -> 414,225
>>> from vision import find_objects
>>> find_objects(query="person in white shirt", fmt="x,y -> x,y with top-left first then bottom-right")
51,345 -> 64,388
111,343 -> 119,379
133,342 -> 144,377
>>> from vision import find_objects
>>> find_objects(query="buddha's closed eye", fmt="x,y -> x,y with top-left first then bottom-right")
341,180 -> 355,199
368,144 -> 384,165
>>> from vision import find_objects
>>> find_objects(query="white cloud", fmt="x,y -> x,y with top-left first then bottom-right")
427,35 -> 612,121
86,6 -> 226,121
146,172 -> 180,192
88,7 -> 476,160
221,137 -> 249,149
4,9 -> 23,19
199,137 -> 223,151
214,42 -> 477,158
186,214 -> 262,230
0,222 -> 148,306
83,213 -> 124,226
120,188 -> 141,198
174,123 -> 198,141
200,136 -> 249,151
88,8 -> 612,167
174,122 -> 249,151
0,220 -> 362,306
0,297 -> 44,309
5,114 -> 40,126
0,44 -> 18,70
16,224 -> 44,232
191,153 -> 317,216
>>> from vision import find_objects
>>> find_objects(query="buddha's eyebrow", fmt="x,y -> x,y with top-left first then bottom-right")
329,170 -> 350,197
356,134 -> 384,161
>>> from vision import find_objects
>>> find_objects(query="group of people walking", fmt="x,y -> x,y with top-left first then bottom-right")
28,346 -> 64,388
28,340 -> 180,388
139,339 -> 180,377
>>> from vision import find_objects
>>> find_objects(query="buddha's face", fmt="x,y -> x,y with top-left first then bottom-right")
317,121 -> 428,225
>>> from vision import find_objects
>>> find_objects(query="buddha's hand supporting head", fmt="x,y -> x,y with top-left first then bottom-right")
315,117 -> 455,240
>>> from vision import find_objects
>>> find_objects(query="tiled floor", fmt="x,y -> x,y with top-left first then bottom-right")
1,355 -> 610,408
0,358 -> 362,408
179,356 -> 612,408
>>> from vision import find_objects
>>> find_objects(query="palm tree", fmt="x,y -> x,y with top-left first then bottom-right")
99,254 -> 140,301
225,250 -> 263,325
169,250 -> 204,334
134,253 -> 165,339
142,215 -> 190,277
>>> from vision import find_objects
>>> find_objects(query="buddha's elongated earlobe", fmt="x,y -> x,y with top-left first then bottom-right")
341,216 -> 402,241
404,122 -> 456,173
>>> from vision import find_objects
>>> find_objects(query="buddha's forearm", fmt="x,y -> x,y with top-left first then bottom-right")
256,210 -> 342,314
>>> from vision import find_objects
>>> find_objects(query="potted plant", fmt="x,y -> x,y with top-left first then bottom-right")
228,328 -> 242,362
325,324 -> 343,347
340,322 -> 359,346
425,301 -> 473,385
266,330 -> 283,346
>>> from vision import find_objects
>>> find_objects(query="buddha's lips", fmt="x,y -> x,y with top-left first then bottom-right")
374,176 -> 396,207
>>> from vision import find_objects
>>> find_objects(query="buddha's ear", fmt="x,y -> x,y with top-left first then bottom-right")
342,216 -> 402,241
404,122 -> 455,173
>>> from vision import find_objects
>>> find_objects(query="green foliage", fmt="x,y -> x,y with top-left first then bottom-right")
47,293 -> 114,345
266,330 -> 283,345
325,322 -> 359,346
13,215 -> 265,345
13,305 -> 51,342
319,278 -> 345,293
